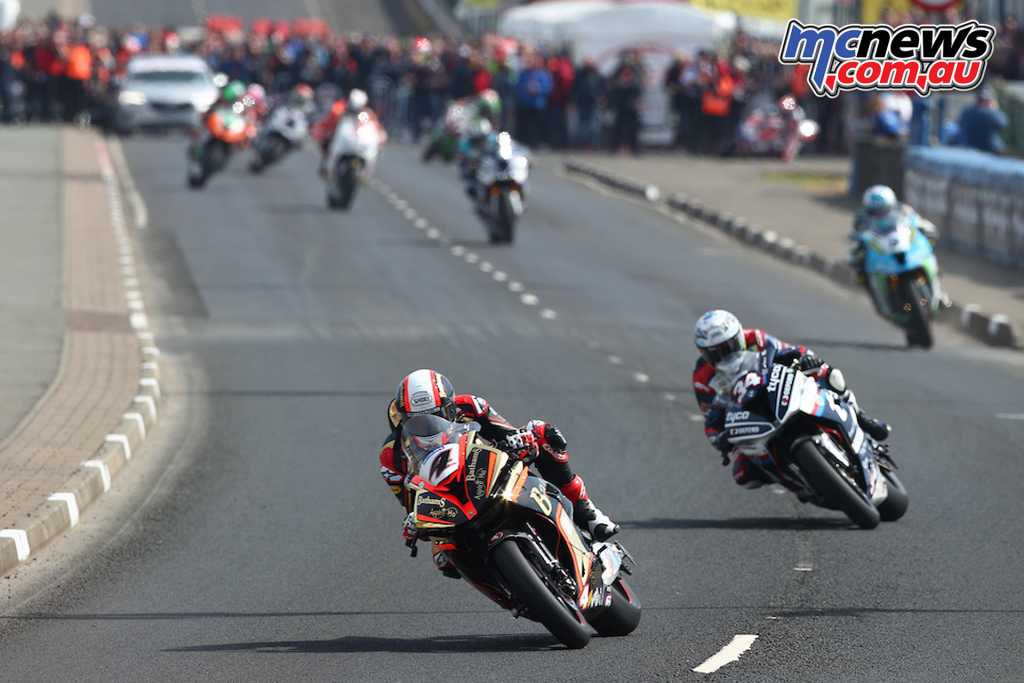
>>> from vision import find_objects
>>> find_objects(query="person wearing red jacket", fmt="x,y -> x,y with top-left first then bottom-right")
380,369 -> 618,576
692,310 -> 891,489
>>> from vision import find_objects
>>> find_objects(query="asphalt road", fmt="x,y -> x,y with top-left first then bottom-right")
0,130 -> 1022,681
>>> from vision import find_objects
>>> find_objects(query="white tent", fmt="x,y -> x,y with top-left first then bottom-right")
498,1 -> 737,142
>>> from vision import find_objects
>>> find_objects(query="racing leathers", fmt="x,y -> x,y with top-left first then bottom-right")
379,393 -> 617,575
693,329 -> 889,489
848,204 -> 938,277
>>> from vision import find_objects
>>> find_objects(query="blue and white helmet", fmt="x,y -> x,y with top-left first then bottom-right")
694,309 -> 745,366
862,185 -> 897,220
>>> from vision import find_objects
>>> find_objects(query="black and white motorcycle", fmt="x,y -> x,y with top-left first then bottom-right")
249,104 -> 309,174
474,132 -> 529,244
719,347 -> 908,529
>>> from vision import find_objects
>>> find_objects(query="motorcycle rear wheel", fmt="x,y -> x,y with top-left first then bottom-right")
492,540 -> 591,649
587,577 -> 641,637
792,440 -> 880,529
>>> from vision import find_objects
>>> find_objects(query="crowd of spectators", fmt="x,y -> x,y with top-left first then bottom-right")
1,9 -> 1019,157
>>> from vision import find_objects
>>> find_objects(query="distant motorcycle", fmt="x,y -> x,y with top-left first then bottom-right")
325,112 -> 382,210
474,132 -> 529,244
404,416 -> 641,649
187,103 -> 253,189
859,212 -> 942,348
249,104 -> 309,174
719,349 -> 908,529
422,98 -> 468,163
733,95 -> 819,162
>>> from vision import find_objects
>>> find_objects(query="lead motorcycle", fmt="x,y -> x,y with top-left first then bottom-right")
324,111 -> 383,210
719,348 -> 908,529
473,132 -> 529,244
858,212 -> 943,348
403,415 -> 640,649
249,103 -> 309,174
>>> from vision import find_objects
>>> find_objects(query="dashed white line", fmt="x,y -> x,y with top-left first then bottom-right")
450,245 -> 466,256
794,563 -> 814,572
634,372 -> 650,383
520,293 -> 539,306
693,635 -> 759,674
414,218 -> 428,230
492,271 -> 507,282
426,228 -> 441,240
607,355 -> 623,365
540,308 -> 558,320
688,413 -> 704,422
508,281 -> 524,292
464,252 -> 479,264
663,392 -> 677,401
479,261 -> 493,273
403,208 -> 418,220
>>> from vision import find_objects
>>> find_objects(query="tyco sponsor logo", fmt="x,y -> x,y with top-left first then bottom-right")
779,20 -> 995,97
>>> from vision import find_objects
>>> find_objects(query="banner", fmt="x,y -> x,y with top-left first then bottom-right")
690,0 -> 796,22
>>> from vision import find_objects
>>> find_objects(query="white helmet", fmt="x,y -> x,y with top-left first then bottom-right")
394,369 -> 456,422
862,185 -> 897,220
348,88 -> 368,111
694,309 -> 745,365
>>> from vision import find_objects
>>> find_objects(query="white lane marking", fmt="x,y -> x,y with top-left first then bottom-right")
450,245 -> 466,256
134,395 -> 158,421
403,208 -> 417,220
106,433 -> 133,459
663,392 -> 677,401
48,492 -> 80,527
766,615 -> 781,621
426,228 -> 441,240
508,281 -> 524,292
693,635 -> 759,674
607,355 -> 622,365
0,529 -> 30,560
540,308 -> 558,320
108,138 -> 149,230
794,563 -> 814,572
688,413 -> 704,422
129,312 -> 148,330
123,412 -> 147,438
414,218 -> 428,230
141,361 -> 160,375
520,293 -> 539,306
492,270 -> 507,282
142,346 -> 160,358
479,261 -> 493,273
83,460 -> 111,492
464,252 -> 479,264
996,413 -> 1024,420
634,372 -> 650,383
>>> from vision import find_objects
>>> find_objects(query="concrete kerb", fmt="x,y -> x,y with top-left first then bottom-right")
562,159 -> 1019,349
0,134 -> 164,578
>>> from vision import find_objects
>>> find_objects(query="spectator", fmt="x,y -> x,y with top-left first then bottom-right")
514,52 -> 552,148
607,51 -> 643,155
571,56 -> 604,148
545,48 -> 574,149
957,88 -> 1008,154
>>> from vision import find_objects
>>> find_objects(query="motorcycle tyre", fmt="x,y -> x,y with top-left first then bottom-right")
490,191 -> 515,244
902,278 -> 933,349
877,469 -> 909,522
492,540 -> 590,649
792,440 -> 880,529
587,578 -> 641,637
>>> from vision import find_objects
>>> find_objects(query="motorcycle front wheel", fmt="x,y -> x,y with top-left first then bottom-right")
492,540 -> 590,649
901,277 -> 933,349
587,577 -> 641,637
792,439 -> 880,529
877,469 -> 909,522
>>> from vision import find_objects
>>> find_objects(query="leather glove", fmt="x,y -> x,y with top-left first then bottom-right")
798,354 -> 825,374
401,512 -> 418,544
526,420 -> 567,453
501,429 -> 539,462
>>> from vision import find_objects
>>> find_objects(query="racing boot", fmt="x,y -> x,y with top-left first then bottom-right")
856,410 -> 891,442
560,475 -> 619,541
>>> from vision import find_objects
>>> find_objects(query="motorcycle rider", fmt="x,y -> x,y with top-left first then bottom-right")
313,88 -> 384,176
848,185 -> 943,309
692,310 -> 891,489
380,369 -> 619,576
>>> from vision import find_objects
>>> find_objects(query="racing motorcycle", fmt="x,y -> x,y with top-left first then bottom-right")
732,95 -> 819,162
858,212 -> 942,348
474,132 -> 529,244
421,98 -> 468,163
404,416 -> 641,649
719,348 -> 908,529
325,112 -> 382,210
187,103 -> 253,189
249,103 -> 309,174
